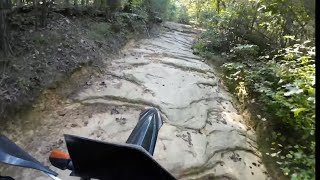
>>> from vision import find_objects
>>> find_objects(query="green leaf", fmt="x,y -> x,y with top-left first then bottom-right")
294,152 -> 302,159
311,76 -> 315,86
290,173 -> 298,180
270,153 -> 278,157
282,167 -> 290,175
291,108 -> 306,117
286,154 -> 293,158
283,35 -> 295,40
283,85 -> 303,96
307,97 -> 315,104
310,130 -> 314,135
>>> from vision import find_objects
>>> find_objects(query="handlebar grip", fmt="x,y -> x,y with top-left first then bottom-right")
49,150 -> 73,170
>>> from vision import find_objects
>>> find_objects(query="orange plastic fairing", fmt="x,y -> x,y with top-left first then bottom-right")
49,149 -> 70,160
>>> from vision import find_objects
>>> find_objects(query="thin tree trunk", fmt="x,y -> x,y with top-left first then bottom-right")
100,0 -> 104,10
0,0 -> 11,57
196,0 -> 200,20
124,0 -> 132,13
0,10 -> 9,57
33,0 -> 38,30
16,0 -> 22,7
216,0 -> 220,13
40,0 -> 47,27
94,0 -> 99,8
221,1 -> 226,9
65,0 -> 69,8
128,0 -> 132,12
250,3 -> 259,33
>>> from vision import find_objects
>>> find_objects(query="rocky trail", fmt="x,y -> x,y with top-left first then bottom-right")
0,22 -> 270,180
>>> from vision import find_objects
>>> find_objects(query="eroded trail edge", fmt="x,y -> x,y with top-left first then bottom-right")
0,22 -> 270,180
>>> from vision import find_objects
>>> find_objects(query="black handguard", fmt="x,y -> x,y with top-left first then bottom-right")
0,176 -> 14,180
0,135 -> 58,177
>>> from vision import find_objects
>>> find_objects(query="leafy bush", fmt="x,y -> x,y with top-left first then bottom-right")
193,28 -> 230,53
33,31 -> 64,46
88,22 -> 113,40
33,33 -> 48,45
179,0 -> 315,178
229,44 -> 260,60
222,40 -> 315,179
177,5 -> 190,24
113,13 -> 143,33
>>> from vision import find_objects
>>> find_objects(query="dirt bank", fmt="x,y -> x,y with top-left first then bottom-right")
0,11 -> 151,119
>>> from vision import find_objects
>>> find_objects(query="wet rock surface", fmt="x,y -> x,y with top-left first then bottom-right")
0,22 -> 269,180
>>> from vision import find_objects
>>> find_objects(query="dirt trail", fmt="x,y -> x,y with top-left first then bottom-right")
0,22 -> 270,180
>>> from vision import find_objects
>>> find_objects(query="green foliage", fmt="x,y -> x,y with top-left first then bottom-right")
193,28 -> 230,53
130,0 -> 173,21
176,5 -> 190,24
189,2 -> 315,177
116,12 -> 147,33
88,22 -> 113,40
33,33 -> 48,45
221,39 -> 315,179
192,41 -> 205,52
174,2 -> 315,178
88,13 -> 148,41
166,0 -> 178,21
33,31 -> 64,46
175,0 -> 314,50
147,0 -> 171,19
131,0 -> 190,23
229,44 -> 260,60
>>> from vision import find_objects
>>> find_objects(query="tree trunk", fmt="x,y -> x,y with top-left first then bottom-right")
93,0 -> 99,8
128,0 -> 132,12
124,0 -> 132,13
196,0 -> 200,20
231,28 -> 272,50
216,0 -> 220,13
100,0 -> 105,10
0,10 -> 9,57
221,1 -> 226,9
65,0 -> 69,8
250,3 -> 259,33
0,0 -> 11,57
33,0 -> 38,30
40,0 -> 47,27
16,0 -> 22,7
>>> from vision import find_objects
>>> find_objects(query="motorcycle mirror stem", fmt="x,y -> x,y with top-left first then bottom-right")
126,107 -> 163,155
